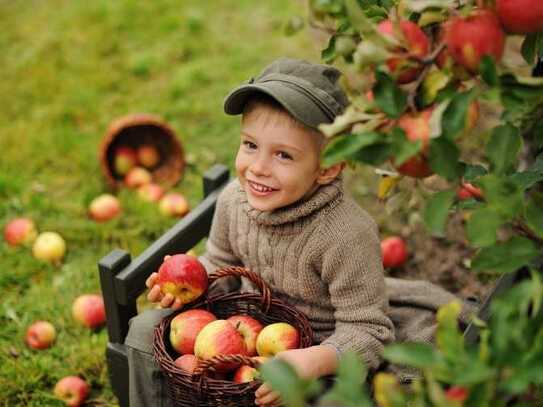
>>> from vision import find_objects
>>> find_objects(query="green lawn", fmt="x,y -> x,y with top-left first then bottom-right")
0,1 -> 316,405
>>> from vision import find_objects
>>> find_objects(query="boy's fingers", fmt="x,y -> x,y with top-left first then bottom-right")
147,285 -> 163,302
145,272 -> 158,288
160,293 -> 175,308
171,298 -> 183,310
256,391 -> 281,406
255,383 -> 272,398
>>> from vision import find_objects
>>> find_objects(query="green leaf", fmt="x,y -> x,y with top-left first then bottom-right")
284,15 -> 305,36
428,138 -> 462,181
463,164 -> 488,182
525,198 -> 543,239
520,33 -> 543,65
323,132 -> 382,166
441,90 -> 475,140
472,237 -> 540,274
422,190 -> 456,236
422,68 -> 451,105
478,174 -> 523,219
466,208 -> 503,247
486,124 -> 522,175
373,71 -> 407,119
480,55 -> 499,87
322,35 -> 337,63
383,342 -> 440,368
436,301 -> 465,360
353,142 -> 392,165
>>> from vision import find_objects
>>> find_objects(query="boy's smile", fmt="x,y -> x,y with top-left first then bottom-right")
235,104 -> 323,212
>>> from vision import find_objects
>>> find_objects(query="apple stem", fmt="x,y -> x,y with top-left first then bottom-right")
407,64 -> 431,113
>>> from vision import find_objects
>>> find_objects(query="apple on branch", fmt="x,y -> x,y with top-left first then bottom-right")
137,144 -> 161,168
53,376 -> 90,407
113,146 -> 138,176
380,236 -> 408,269
25,321 -> 56,350
394,109 -> 433,178
88,194 -> 121,222
3,217 -> 38,247
256,322 -> 300,357
72,294 -> 106,330
32,231 -> 66,263
170,309 -> 217,354
495,0 -> 543,34
457,182 -> 484,201
157,254 -> 208,307
227,315 -> 264,357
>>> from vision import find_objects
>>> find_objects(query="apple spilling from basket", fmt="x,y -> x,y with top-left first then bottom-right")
156,253 -> 300,382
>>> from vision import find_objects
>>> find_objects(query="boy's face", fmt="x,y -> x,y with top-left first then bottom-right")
235,105 -> 323,212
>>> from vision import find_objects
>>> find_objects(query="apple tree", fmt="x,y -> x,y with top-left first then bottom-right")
263,0 -> 543,405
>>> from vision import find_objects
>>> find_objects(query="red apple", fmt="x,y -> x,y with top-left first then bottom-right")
157,254 -> 208,306
394,109 -> 433,178
496,0 -> 543,34
457,182 -> 484,200
53,376 -> 89,407
174,354 -> 200,374
159,192 -> 190,217
72,294 -> 106,329
445,386 -> 469,403
170,309 -> 217,354
381,236 -> 408,269
3,217 -> 38,247
25,321 -> 56,350
194,319 -> 248,371
137,144 -> 161,168
232,356 -> 269,383
227,315 -> 264,356
124,166 -> 152,189
88,194 -> 121,222
444,10 -> 505,73
137,183 -> 165,203
256,322 -> 300,357
32,231 -> 66,263
113,146 -> 138,176
377,19 -> 430,84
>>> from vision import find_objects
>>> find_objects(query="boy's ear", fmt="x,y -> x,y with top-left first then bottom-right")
316,162 -> 345,185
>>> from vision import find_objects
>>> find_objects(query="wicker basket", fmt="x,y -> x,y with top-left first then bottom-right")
99,113 -> 185,189
153,267 -> 314,407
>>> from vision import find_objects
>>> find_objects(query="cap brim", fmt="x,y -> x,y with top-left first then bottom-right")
223,83 -> 331,130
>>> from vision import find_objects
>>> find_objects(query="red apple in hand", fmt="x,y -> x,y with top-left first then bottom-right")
124,167 -> 152,189
3,217 -> 38,247
256,322 -> 300,357
394,109 -> 433,178
159,192 -> 190,217
54,376 -> 89,407
137,144 -> 161,168
377,19 -> 430,84
88,194 -> 121,222
232,356 -> 269,383
444,10 -> 505,73
137,183 -> 165,203
170,309 -> 217,354
227,315 -> 264,356
72,294 -> 106,329
496,0 -> 543,34
25,321 -> 56,350
194,320 -> 248,371
174,354 -> 200,374
114,146 -> 138,176
157,254 -> 208,306
32,231 -> 66,263
381,236 -> 408,269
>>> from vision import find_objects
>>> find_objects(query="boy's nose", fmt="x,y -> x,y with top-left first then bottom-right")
249,155 -> 271,177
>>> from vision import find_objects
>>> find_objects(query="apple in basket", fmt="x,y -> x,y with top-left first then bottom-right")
3,217 -> 38,247
256,322 -> 300,357
233,356 -> 269,383
157,254 -> 208,306
194,320 -> 248,371
174,354 -> 200,375
170,309 -> 217,354
113,146 -> 138,176
227,315 -> 264,357
137,144 -> 161,168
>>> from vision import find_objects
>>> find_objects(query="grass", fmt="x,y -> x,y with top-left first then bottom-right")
0,1 -> 316,405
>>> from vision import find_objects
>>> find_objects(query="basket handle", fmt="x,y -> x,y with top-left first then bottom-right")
208,266 -> 272,312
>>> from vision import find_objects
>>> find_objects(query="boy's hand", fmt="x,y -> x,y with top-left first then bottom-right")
145,272 -> 184,309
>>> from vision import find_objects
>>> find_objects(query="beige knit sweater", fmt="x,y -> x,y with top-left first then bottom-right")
199,177 -> 395,370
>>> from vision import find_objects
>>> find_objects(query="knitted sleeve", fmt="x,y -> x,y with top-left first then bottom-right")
198,180 -> 242,293
318,218 -> 395,370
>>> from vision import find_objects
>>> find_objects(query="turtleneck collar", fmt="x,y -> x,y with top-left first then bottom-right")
237,176 -> 344,227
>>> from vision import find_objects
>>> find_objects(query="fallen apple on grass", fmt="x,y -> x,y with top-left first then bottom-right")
113,146 -> 138,176
159,192 -> 190,217
3,217 -> 38,247
137,144 -> 161,168
227,315 -> 264,357
157,254 -> 208,307
32,231 -> 66,263
88,194 -> 121,222
137,183 -> 165,203
72,294 -> 106,329
25,320 -> 56,350
170,309 -> 217,354
53,376 -> 89,407
124,166 -> 152,189
174,354 -> 200,374
256,322 -> 300,357
381,236 -> 408,269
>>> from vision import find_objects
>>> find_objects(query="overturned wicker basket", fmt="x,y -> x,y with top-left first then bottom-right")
99,113 -> 185,189
153,267 -> 314,407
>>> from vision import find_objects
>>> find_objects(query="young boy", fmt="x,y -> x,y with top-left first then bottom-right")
126,57 -> 475,406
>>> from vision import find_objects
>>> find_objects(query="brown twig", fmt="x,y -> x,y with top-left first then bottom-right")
308,17 -> 337,36
512,220 -> 543,245
407,64 -> 432,112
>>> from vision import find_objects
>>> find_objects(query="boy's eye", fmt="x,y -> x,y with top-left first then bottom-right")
242,140 -> 257,149
277,151 -> 293,160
